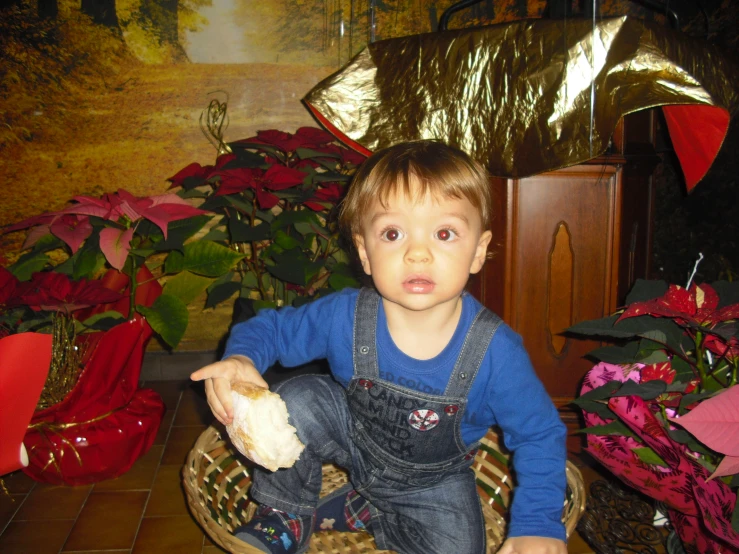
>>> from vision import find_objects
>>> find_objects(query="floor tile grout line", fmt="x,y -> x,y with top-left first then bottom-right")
0,481 -> 35,538
55,482 -> 94,554
126,383 -> 184,553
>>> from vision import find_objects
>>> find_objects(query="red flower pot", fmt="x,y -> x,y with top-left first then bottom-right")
22,317 -> 164,485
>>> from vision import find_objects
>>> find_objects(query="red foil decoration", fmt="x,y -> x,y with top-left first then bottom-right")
22,267 -> 165,485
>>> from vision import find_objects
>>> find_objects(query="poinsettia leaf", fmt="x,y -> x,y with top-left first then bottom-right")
571,398 -> 617,420
80,310 -> 125,331
669,386 -> 739,456
151,215 -> 211,251
712,280 -> 739,309
708,455 -> 739,481
575,380 -> 623,402
328,262 -> 361,291
73,247 -> 105,280
205,281 -> 241,309
576,420 -> 636,437
30,233 -> 64,253
223,194 -> 256,214
678,391 -> 714,413
167,240 -> 244,277
589,342 -> 640,363
99,227 -> 134,271
228,146 -> 268,166
201,228 -> 229,242
566,315 -> 633,338
733,493 -> 739,534
296,147 -> 341,160
271,209 -> 319,232
633,446 -> 670,467
615,379 -> 666,399
636,349 -> 670,365
625,279 -> 669,304
163,271 -> 214,306
267,248 -> 322,286
667,428 -> 714,457
137,294 -> 189,348
8,251 -> 50,281
273,230 -> 301,250
229,219 -> 270,242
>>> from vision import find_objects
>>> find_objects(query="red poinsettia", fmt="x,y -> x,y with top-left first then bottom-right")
304,182 -> 345,212
15,272 -> 124,314
617,283 -> 739,328
0,267 -> 20,311
234,127 -> 337,153
213,165 -> 307,209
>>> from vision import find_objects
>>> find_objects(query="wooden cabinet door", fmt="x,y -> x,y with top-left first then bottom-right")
469,163 -> 623,444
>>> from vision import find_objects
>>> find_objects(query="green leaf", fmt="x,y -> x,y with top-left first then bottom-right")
571,398 -> 617,420
272,210 -> 319,232
589,342 -> 640,363
153,215 -> 211,252
8,251 -> 49,281
205,281 -> 241,309
165,241 -> 243,277
73,248 -> 105,280
625,279 -> 669,304
633,446 -> 670,467
31,233 -> 63,253
328,262 -> 360,291
229,219 -> 271,242
577,420 -> 637,437
80,310 -> 125,331
574,380 -> 622,403
253,299 -> 277,312
679,392 -> 714,413
614,379 -> 667,400
228,146 -> 266,166
224,195 -> 256,214
267,249 -> 322,286
296,147 -> 341,160
163,271 -> 214,305
273,230 -> 300,250
137,294 -> 189,348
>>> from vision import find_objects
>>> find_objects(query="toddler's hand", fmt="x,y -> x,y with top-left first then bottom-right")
190,355 -> 267,425
497,536 -> 567,554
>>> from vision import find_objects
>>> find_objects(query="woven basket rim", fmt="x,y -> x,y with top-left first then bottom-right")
183,425 -> 585,554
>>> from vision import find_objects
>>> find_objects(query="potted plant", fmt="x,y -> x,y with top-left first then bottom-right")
167,126 -> 367,319
567,278 -> 739,553
0,189 -> 244,484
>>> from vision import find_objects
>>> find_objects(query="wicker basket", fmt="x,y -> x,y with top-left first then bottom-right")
183,425 -> 586,553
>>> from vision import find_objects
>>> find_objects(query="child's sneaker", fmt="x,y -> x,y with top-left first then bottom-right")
234,505 -> 314,554
314,484 -> 372,533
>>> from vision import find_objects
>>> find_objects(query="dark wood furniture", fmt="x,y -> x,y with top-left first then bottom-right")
469,110 -> 660,451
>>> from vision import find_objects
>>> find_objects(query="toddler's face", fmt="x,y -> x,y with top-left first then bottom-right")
354,183 -> 491,315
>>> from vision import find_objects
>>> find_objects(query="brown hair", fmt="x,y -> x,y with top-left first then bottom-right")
339,140 -> 493,237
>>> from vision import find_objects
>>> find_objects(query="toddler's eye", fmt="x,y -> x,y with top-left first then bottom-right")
436,229 -> 457,241
381,228 -> 403,241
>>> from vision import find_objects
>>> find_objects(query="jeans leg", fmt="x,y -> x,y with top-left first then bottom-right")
250,375 -> 354,516
368,470 -> 486,554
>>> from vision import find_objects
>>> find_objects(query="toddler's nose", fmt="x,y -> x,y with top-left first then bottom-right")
404,240 -> 432,264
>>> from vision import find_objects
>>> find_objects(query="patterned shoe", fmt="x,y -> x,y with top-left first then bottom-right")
234,505 -> 314,554
314,484 -> 372,533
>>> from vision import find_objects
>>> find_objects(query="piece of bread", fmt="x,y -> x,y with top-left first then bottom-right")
226,382 -> 305,472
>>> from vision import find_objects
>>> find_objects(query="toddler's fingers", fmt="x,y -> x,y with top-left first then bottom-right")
191,362 -> 230,382
211,377 -> 235,424
204,378 -> 230,425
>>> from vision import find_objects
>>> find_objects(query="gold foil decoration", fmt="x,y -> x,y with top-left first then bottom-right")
36,313 -> 84,410
200,92 -> 233,156
304,16 -> 739,179
28,406 -> 124,475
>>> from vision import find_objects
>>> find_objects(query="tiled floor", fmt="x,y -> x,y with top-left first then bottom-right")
0,380 -> 602,553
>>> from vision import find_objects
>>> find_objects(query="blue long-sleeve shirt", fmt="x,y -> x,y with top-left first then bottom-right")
224,288 -> 567,541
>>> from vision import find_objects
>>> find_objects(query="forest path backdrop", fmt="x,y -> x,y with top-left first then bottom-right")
0,60 -> 329,349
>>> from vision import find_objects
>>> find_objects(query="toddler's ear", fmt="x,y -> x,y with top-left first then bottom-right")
354,235 -> 372,276
471,230 -> 492,274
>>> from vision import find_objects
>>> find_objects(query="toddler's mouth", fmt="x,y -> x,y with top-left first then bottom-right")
403,276 -> 435,293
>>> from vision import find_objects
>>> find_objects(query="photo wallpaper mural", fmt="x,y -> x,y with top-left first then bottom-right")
1,0 -> 711,349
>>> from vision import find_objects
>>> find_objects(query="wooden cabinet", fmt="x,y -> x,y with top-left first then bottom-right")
468,111 -> 660,451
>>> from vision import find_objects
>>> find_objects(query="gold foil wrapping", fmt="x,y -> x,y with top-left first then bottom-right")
304,16 -> 739,178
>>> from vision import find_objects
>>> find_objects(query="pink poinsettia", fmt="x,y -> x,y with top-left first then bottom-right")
3,190 -> 209,271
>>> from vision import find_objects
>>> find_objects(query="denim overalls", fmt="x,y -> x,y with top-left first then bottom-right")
250,288 -> 502,554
